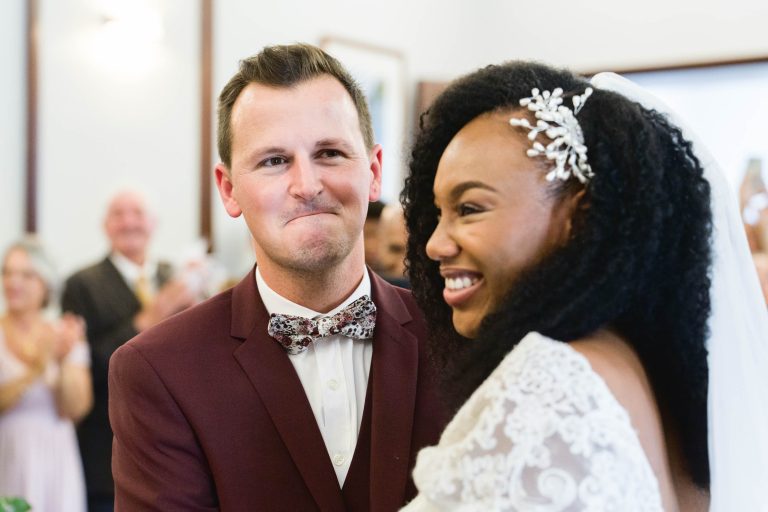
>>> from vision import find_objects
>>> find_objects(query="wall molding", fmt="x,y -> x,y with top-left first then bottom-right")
25,0 -> 38,233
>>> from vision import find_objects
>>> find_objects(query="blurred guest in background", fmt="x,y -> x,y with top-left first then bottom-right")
61,189 -> 196,512
739,158 -> 767,252
363,200 -> 386,271
753,252 -> 768,306
0,237 -> 91,512
377,203 -> 410,288
738,159 -> 768,306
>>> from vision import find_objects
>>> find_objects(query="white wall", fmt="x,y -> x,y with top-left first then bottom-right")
36,0 -> 201,278
460,0 -> 768,73
0,0 -> 25,311
628,63 -> 768,190
0,0 -> 25,254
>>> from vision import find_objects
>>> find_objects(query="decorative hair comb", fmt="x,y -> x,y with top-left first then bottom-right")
509,87 -> 593,183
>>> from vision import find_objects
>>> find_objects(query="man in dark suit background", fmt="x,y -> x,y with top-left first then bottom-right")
61,190 -> 197,512
108,43 -> 447,511
377,203 -> 411,289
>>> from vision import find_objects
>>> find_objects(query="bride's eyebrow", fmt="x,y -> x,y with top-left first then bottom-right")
447,181 -> 497,203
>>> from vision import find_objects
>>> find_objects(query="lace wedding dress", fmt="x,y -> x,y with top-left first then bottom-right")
402,332 -> 663,511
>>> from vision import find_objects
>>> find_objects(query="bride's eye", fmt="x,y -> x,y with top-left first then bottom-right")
457,203 -> 482,217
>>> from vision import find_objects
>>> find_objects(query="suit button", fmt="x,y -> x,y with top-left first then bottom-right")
332,453 -> 346,466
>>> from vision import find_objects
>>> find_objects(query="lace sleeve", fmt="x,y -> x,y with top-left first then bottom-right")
403,333 -> 663,512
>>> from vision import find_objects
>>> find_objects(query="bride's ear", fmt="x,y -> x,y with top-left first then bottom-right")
556,188 -> 588,242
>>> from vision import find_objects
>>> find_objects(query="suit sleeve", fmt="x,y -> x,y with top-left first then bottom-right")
109,343 -> 219,511
61,275 -> 139,369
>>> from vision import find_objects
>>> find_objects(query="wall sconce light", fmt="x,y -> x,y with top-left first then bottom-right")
89,0 -> 166,79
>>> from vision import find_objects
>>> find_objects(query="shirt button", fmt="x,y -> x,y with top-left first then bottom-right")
332,453 -> 346,466
327,378 -> 339,390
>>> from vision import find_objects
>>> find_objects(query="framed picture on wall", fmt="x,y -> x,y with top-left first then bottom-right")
320,37 -> 407,203
415,81 -> 448,126
578,56 -> 768,192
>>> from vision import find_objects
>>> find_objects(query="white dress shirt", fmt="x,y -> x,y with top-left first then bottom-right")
110,252 -> 159,294
256,268 -> 373,486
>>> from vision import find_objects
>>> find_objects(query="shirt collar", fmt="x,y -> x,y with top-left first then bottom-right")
256,266 -> 371,318
110,252 -> 158,286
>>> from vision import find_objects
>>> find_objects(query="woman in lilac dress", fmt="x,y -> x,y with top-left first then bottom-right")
0,237 -> 92,511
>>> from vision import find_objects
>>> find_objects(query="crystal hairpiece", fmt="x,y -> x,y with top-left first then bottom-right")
509,87 -> 594,183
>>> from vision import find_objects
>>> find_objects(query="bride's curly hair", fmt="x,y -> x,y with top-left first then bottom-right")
402,61 -> 712,487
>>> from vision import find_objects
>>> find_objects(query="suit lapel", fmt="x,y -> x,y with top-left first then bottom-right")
229,269 -> 346,512
100,257 -> 141,313
368,272 -> 418,512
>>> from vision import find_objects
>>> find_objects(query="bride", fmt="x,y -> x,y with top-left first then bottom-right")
400,62 -> 768,511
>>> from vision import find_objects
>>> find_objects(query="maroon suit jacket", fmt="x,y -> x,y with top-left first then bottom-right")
109,269 -> 447,511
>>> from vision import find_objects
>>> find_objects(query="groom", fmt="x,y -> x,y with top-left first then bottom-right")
108,43 -> 447,510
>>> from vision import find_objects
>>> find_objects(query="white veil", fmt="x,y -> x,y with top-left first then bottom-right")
591,72 -> 768,510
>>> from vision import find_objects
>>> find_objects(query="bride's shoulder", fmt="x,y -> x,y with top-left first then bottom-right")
568,330 -> 672,498
567,329 -> 657,416
473,330 -> 637,419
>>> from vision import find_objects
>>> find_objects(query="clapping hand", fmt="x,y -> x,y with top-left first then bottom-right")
134,279 -> 197,331
53,313 -> 86,363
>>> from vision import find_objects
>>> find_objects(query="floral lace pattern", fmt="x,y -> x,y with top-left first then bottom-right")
403,332 -> 663,512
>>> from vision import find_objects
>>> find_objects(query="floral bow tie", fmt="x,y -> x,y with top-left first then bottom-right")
267,295 -> 377,355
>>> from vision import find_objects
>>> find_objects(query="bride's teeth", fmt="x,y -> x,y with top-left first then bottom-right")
445,276 -> 478,290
